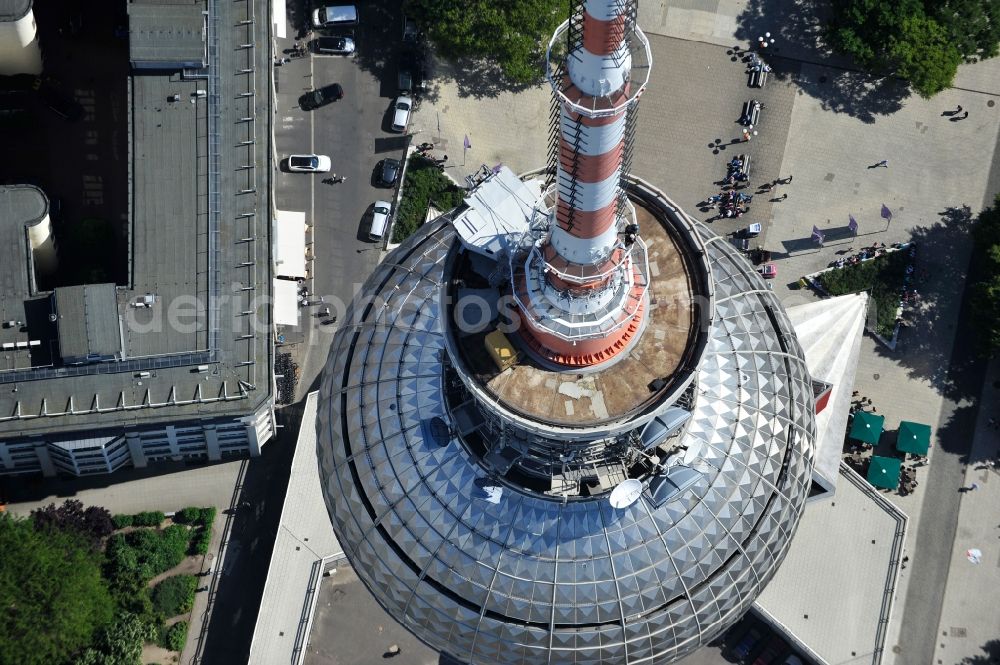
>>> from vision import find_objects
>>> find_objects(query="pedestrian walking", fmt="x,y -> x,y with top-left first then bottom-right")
960,111 -> 969,120
971,482 -> 979,491
870,160 -> 888,168
956,105 -> 963,113
759,182 -> 772,192
779,193 -> 788,201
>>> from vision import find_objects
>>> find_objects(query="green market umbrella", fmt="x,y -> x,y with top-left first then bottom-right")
867,455 -> 902,490
895,421 -> 931,456
849,411 -> 884,446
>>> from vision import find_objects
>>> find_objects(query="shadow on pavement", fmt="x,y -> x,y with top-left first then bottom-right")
733,0 -> 910,123
197,403 -> 305,663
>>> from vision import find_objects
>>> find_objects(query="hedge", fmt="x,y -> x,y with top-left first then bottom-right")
159,620 -> 188,652
173,508 -> 201,525
189,528 -> 212,556
174,506 -> 216,527
112,511 -> 165,529
816,249 -> 910,337
392,155 -> 466,243
132,511 -> 165,527
105,524 -> 191,590
151,575 -> 197,619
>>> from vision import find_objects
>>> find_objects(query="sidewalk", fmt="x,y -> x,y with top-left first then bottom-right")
932,359 -> 1000,664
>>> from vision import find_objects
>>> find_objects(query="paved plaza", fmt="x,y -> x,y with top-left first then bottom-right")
411,4 -> 1000,664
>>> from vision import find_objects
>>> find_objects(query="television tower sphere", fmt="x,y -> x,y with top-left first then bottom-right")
317,2 -> 816,664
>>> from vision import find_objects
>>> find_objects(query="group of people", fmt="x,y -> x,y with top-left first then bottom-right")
723,156 -> 750,186
828,241 -> 893,268
704,189 -> 752,218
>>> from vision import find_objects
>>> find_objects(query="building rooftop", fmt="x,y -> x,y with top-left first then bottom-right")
0,0 -> 31,21
454,202 -> 697,427
0,0 -> 272,438
53,284 -> 122,363
0,185 -> 50,370
754,466 -> 906,665
316,182 -> 818,663
128,1 -> 206,69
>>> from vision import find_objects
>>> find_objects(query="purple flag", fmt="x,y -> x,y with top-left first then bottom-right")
463,135 -> 472,150
811,225 -> 824,244
880,204 -> 892,221
848,215 -> 858,233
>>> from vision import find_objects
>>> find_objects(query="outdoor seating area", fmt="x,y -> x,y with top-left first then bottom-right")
843,392 -> 931,496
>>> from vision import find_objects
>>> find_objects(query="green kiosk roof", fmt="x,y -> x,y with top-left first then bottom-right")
849,411 -> 885,446
867,455 -> 901,490
896,421 -> 931,456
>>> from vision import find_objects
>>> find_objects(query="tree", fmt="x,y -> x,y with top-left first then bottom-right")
30,499 -> 114,549
405,0 -> 569,84
74,613 -> 155,665
970,195 -> 1000,356
888,13 -> 963,97
828,0 -> 999,97
0,514 -> 115,665
932,0 -> 1000,62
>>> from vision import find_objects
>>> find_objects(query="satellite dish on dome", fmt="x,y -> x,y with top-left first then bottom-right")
483,486 -> 503,504
608,478 -> 643,509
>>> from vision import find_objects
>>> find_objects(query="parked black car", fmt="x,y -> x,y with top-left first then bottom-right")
377,158 -> 401,187
299,83 -> 344,111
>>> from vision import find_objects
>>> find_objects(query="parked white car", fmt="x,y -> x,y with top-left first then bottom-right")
390,95 -> 412,133
287,154 -> 332,172
369,201 -> 392,240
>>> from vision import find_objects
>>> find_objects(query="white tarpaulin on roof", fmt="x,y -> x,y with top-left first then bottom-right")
274,210 -> 307,279
273,279 -> 299,326
272,0 -> 286,38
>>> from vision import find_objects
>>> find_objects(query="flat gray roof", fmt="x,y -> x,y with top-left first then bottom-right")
128,72 -> 204,357
0,185 -> 48,367
0,186 -> 45,305
0,0 -> 272,439
754,466 -> 907,665
0,0 -> 31,21
128,2 -> 206,67
54,284 -> 122,362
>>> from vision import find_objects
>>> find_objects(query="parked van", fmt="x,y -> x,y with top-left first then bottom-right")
369,201 -> 391,241
312,5 -> 359,29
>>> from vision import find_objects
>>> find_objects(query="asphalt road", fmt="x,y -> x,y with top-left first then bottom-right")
273,1 -> 412,398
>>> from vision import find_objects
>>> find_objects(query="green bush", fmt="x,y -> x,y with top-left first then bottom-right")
189,528 -> 211,556
151,575 -> 197,619
159,620 -> 188,652
105,525 -> 191,590
817,249 -> 910,337
198,507 -> 216,527
970,194 -> 1000,356
112,514 -> 133,529
173,507 -> 201,525
392,155 -> 466,243
131,511 -> 165,527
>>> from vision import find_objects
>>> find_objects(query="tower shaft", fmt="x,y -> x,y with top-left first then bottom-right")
513,0 -> 652,367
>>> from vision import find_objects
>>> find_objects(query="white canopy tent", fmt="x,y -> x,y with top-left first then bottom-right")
274,210 -> 307,279
273,278 -> 300,326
